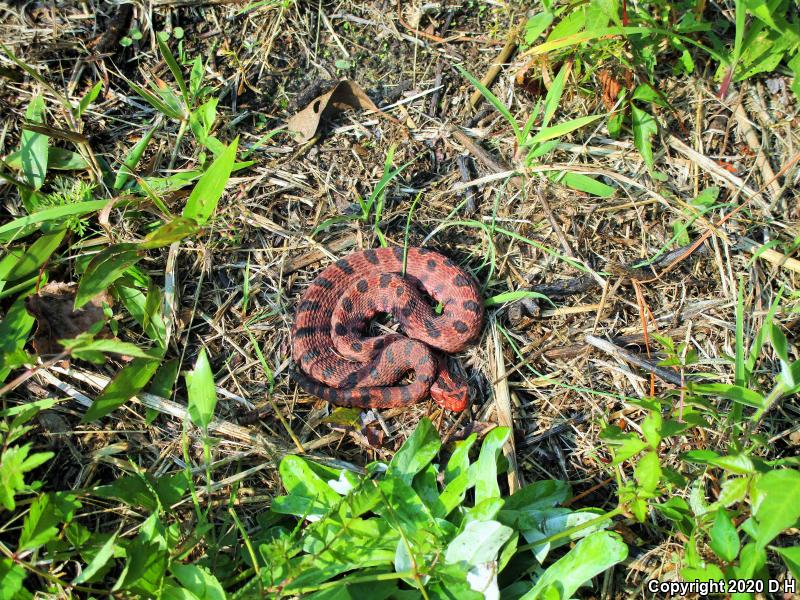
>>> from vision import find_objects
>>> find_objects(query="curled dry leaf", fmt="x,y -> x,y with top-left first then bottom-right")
598,70 -> 623,110
25,282 -> 111,356
286,80 -> 383,143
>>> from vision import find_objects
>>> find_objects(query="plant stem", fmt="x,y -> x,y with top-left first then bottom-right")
169,119 -> 188,169
517,506 -> 624,552
280,571 -> 417,595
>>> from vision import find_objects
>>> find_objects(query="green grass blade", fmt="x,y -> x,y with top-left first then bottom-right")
456,65 -> 521,142
156,36 -> 190,106
21,96 -> 48,191
0,199 -> 108,243
182,137 -> 239,225
114,126 -> 158,190
529,114 -> 603,144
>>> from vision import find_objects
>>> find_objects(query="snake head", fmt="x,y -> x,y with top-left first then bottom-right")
430,369 -> 469,412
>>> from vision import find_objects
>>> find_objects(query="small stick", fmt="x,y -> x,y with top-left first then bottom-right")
536,185 -> 576,259
585,335 -> 684,386
469,17 -> 525,109
456,155 -> 476,213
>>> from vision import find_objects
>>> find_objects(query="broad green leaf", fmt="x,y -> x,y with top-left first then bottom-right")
641,410 -> 662,448
692,383 -> 766,408
550,171 -> 616,197
517,508 -> 610,563
275,455 -> 341,506
113,538 -> 168,594
83,358 -> 161,422
75,244 -> 141,309
64,338 -> 162,362
524,11 -> 554,45
5,229 -> 65,281
709,509 -> 739,562
634,451 -> 661,493
529,115 -> 603,144
185,347 -> 217,430
73,532 -> 118,584
77,81 -> 103,118
182,137 -> 239,225
0,296 -> 36,382
445,520 -> 513,566
0,558 -> 26,600
631,105 -> 657,170
541,63 -> 569,127
5,147 -> 88,171
520,531 -> 628,600
600,425 -> 647,464
389,417 -> 441,484
0,199 -> 107,243
775,546 -> 800,580
376,475 -> 439,543
444,433 -> 477,484
751,469 -> 800,547
113,126 -> 157,190
92,472 -> 189,512
19,494 -> 60,550
474,427 -> 511,504
21,95 -> 48,190
140,217 -> 200,249
114,285 -> 166,347
170,564 -> 226,600
503,480 -> 571,513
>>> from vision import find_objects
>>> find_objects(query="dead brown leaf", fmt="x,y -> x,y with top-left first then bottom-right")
286,80 -> 384,143
25,282 -> 112,356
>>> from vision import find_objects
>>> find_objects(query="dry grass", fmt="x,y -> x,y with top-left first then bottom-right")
1,0 -> 798,595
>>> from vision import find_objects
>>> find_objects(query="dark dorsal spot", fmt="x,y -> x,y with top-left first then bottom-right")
366,300 -> 377,313
417,353 -> 430,366
356,279 -> 369,293
364,249 -> 380,264
400,386 -> 412,402
351,341 -> 363,352
453,320 -> 470,334
344,373 -> 359,387
463,299 -> 481,314
418,248 -> 431,255
342,297 -> 354,312
426,259 -> 437,270
294,326 -> 317,338
453,274 -> 471,287
395,286 -> 405,297
369,366 -> 380,379
385,348 -> 395,363
373,338 -> 385,350
336,259 -> 354,275
444,258 -> 456,267
334,323 -> 347,336
381,387 -> 393,402
379,273 -> 392,288
321,366 -> 336,380
315,277 -> 334,289
400,305 -> 413,318
297,300 -> 320,312
328,388 -> 339,401
392,247 -> 404,261
301,348 -> 321,363
424,319 -> 441,339
419,372 -> 432,384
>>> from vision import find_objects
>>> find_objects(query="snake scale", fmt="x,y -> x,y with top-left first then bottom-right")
290,247 -> 484,411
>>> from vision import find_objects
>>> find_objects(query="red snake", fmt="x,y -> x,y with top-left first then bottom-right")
290,247 -> 484,411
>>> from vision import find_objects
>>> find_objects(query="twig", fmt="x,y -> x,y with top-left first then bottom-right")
585,335 -> 685,386
468,17 -> 525,109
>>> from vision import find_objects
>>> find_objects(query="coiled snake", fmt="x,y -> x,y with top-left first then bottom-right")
290,247 -> 483,411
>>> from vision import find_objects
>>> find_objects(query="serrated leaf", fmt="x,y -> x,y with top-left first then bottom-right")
0,557 -> 26,600
19,494 -> 60,550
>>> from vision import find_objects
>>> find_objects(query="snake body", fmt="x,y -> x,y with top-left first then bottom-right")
290,247 -> 483,411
